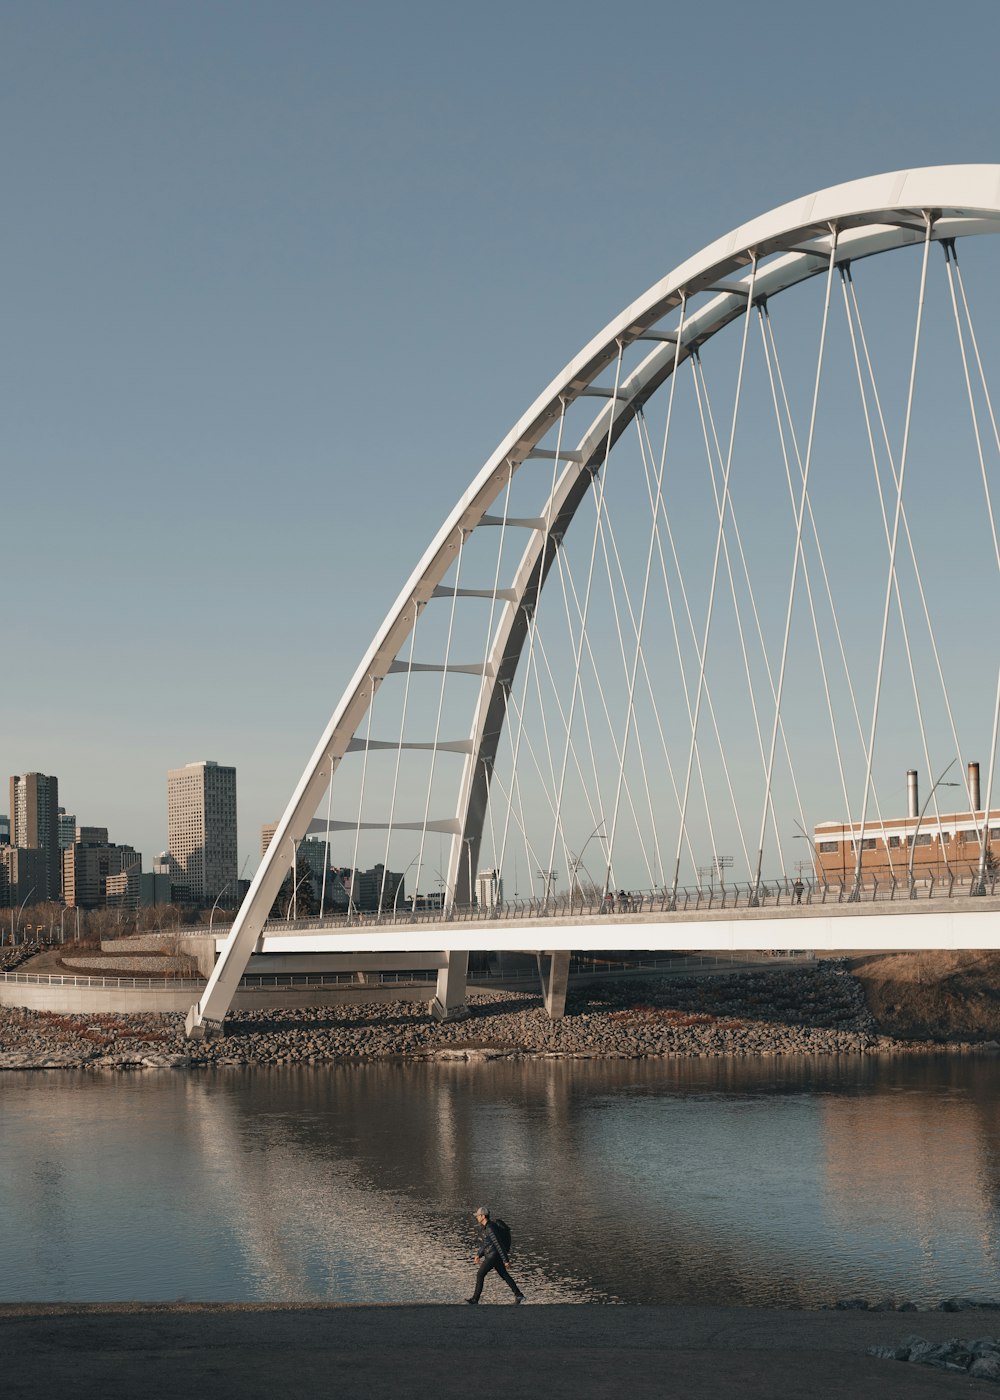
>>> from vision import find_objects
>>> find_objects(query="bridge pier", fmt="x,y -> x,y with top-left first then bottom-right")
537,950 -> 570,1019
184,1007 -> 223,1041
430,950 -> 469,1021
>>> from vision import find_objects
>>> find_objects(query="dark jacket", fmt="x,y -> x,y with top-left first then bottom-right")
479,1221 -> 510,1265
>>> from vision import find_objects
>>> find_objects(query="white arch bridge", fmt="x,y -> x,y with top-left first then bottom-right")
187,165 -> 1000,1038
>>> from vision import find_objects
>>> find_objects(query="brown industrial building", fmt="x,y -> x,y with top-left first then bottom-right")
813,762 -> 999,884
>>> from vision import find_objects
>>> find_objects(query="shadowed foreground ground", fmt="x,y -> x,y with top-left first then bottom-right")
3,1304 -> 999,1399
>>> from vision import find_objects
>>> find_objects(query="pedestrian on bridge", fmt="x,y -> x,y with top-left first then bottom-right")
467,1206 -> 524,1304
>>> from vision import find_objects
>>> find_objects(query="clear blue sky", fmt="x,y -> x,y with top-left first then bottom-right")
4,0 -> 1000,874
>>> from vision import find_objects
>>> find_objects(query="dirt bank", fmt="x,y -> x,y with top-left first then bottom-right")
842,951 -> 1000,1042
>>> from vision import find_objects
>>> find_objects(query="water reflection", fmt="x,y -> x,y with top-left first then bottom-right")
1,1056 -> 999,1304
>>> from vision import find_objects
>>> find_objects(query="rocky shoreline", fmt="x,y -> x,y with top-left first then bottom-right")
2,962 -> 997,1070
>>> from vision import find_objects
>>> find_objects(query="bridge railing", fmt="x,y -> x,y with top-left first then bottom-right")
143,867 -> 1000,942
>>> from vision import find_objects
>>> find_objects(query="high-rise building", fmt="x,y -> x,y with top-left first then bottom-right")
0,814 -> 9,845
9,773 -> 60,900
347,863 -> 404,912
167,761 -> 237,902
57,808 -> 77,850
261,823 -> 327,885
0,846 -> 48,908
105,863 -> 143,910
63,831 -> 141,909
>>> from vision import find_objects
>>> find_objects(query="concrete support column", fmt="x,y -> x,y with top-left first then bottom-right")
183,1009 -> 224,1041
537,950 -> 570,1019
430,950 -> 469,1021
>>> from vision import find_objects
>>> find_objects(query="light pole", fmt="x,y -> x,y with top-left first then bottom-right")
793,823 -> 828,895
908,761 -> 960,894
286,838 -> 304,921
570,820 -> 606,901
537,868 -> 558,906
12,887 -> 35,943
208,881 -> 232,938
394,856 -> 419,920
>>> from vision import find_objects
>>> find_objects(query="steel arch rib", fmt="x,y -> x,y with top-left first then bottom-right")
187,165 -> 1000,1036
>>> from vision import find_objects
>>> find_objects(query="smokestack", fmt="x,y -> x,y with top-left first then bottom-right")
969,761 -> 981,813
907,769 -> 919,820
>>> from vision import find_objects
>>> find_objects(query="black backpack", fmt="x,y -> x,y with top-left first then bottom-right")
491,1218 -> 512,1255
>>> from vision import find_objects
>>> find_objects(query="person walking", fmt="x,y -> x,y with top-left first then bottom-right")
466,1206 -> 524,1304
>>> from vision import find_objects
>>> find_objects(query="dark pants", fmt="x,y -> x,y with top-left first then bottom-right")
470,1253 -> 522,1301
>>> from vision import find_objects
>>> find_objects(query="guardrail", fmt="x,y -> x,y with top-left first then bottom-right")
177,871 -> 1000,940
0,949 -> 813,991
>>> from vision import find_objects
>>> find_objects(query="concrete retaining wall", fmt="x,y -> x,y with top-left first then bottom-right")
0,982 -> 434,1015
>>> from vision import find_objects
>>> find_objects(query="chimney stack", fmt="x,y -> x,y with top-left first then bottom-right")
907,769 -> 919,820
969,761 -> 981,813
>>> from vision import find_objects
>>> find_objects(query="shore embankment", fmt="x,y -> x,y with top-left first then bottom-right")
1,961 -> 996,1069
5,1302 -> 1000,1400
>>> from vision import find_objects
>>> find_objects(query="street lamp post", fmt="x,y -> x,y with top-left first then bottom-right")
209,881 -> 232,938
12,887 -> 35,944
537,868 -> 558,907
793,823 -> 829,897
908,761 -> 960,895
394,856 -> 419,920
569,820 -> 606,904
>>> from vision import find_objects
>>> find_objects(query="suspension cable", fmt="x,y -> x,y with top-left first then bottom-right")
847,259 -> 969,862
671,256 -> 760,900
634,410 -> 723,877
546,342 -> 626,890
852,215 -> 933,890
604,298 -> 689,892
415,528 -> 466,903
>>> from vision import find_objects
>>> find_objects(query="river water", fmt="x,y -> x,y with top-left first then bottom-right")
2,1055 -> 999,1306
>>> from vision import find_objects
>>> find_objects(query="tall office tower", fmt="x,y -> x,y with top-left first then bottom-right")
9,772 -> 60,899
260,821 -> 279,857
0,814 -> 9,845
0,846 -> 48,908
167,761 -> 237,902
57,808 -> 77,850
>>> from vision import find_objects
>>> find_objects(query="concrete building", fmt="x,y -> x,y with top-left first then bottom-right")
260,822 -> 279,857
813,762 -> 1000,884
0,845 -> 48,908
62,829 -> 141,909
349,863 -> 404,911
57,809 -> 77,850
9,772 -> 60,900
106,864 -> 143,910
139,854 -> 173,908
476,869 -> 503,910
167,761 -> 237,903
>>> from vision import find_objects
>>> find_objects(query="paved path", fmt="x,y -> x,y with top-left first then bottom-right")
3,1303 -> 998,1399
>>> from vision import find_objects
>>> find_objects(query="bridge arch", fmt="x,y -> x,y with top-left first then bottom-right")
187,165 -> 1000,1037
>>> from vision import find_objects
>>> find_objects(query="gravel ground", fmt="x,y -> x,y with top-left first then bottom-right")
2,963 -> 995,1069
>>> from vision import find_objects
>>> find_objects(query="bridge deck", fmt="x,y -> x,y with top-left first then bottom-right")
201,895 -> 1000,955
